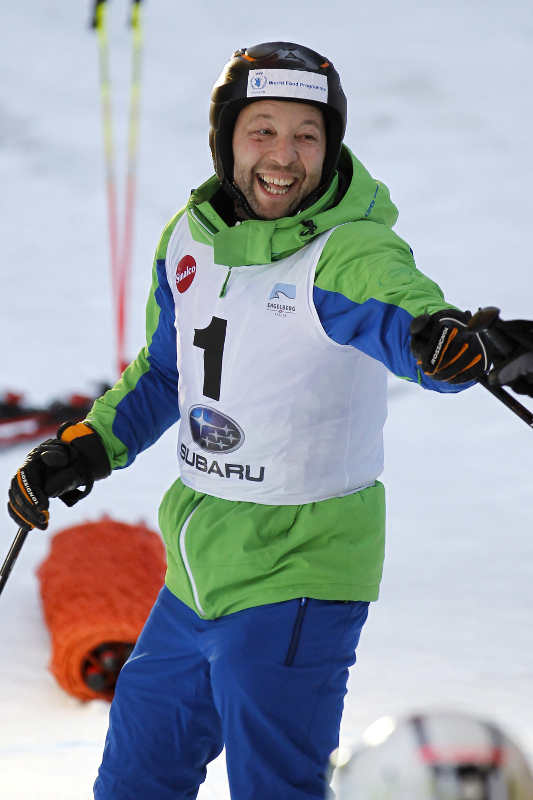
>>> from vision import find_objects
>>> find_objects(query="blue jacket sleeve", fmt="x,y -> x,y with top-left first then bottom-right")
87,218 -> 183,468
313,223 -> 474,393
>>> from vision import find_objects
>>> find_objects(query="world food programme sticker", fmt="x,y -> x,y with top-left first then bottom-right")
247,68 -> 328,103
249,71 -> 268,92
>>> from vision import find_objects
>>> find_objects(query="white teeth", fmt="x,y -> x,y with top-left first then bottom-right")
263,175 -> 293,186
257,174 -> 295,195
263,185 -> 289,195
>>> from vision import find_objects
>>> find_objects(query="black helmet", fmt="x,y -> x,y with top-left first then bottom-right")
209,42 -> 347,213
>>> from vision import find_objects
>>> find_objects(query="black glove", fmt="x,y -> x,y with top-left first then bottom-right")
487,318 -> 533,396
410,309 -> 490,383
8,422 -> 111,531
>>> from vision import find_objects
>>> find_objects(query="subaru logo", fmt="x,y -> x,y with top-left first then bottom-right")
189,406 -> 245,453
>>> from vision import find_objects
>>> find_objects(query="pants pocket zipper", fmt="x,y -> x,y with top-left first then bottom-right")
284,597 -> 308,667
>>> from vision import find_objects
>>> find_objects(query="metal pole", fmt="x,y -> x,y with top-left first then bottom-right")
117,0 -> 143,374
92,0 -> 121,377
0,528 -> 30,598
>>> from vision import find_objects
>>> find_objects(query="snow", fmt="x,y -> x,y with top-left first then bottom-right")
2,1 -> 533,797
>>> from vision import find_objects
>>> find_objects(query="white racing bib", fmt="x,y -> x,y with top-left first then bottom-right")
166,215 -> 387,505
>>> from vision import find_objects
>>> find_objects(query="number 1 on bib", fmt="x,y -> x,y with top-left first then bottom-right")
193,317 -> 227,401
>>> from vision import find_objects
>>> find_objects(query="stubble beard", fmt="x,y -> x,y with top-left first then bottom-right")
234,170 -> 304,220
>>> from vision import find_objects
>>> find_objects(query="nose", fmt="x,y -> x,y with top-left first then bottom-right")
268,134 -> 299,167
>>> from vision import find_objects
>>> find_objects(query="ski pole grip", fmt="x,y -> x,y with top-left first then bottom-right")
468,306 -> 514,357
129,0 -> 142,28
90,0 -> 106,29
468,308 -> 533,429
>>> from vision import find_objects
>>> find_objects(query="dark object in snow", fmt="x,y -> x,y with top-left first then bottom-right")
0,389 -> 109,449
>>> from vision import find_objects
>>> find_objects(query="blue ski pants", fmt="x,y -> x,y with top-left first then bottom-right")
93,586 -> 369,800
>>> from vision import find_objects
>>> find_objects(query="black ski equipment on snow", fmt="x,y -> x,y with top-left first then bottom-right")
0,392 -> 99,450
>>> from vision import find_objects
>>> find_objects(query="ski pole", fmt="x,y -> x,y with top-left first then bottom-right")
0,527 -> 30,598
117,0 -> 143,375
469,307 -> 533,429
91,0 -> 121,376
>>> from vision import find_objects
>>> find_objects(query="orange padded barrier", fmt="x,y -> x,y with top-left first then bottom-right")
37,517 -> 166,701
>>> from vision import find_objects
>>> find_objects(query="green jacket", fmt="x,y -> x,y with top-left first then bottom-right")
87,145 -> 465,618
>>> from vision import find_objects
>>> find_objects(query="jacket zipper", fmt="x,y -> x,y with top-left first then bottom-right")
178,504 -> 206,617
284,597 -> 308,666
189,206 -> 217,239
188,206 -> 231,297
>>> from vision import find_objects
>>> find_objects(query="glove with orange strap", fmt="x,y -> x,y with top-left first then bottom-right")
8,422 -> 111,531
410,309 -> 490,383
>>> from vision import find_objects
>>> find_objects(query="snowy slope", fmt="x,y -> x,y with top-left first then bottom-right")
1,1 -> 533,797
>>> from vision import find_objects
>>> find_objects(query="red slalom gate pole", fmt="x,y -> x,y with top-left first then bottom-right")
92,0 -> 144,379
117,0 -> 143,375
92,0 -> 121,354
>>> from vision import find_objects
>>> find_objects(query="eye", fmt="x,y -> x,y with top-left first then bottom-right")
249,127 -> 273,138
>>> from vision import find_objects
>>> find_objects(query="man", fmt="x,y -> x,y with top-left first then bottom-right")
6,42 -> 531,799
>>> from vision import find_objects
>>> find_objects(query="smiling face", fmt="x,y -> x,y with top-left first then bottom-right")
231,99 -> 326,220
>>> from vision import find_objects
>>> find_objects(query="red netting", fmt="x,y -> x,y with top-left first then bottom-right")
36,516 -> 166,701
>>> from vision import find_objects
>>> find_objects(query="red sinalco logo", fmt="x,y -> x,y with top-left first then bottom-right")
176,255 -> 196,293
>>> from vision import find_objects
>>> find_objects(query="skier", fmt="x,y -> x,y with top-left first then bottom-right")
330,709 -> 533,799
7,42 -> 533,799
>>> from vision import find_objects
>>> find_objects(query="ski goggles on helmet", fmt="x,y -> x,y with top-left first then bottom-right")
233,42 -> 330,71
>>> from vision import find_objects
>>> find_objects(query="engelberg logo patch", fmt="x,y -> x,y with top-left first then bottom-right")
176,255 -> 196,293
266,283 -> 296,317
268,283 -> 296,301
